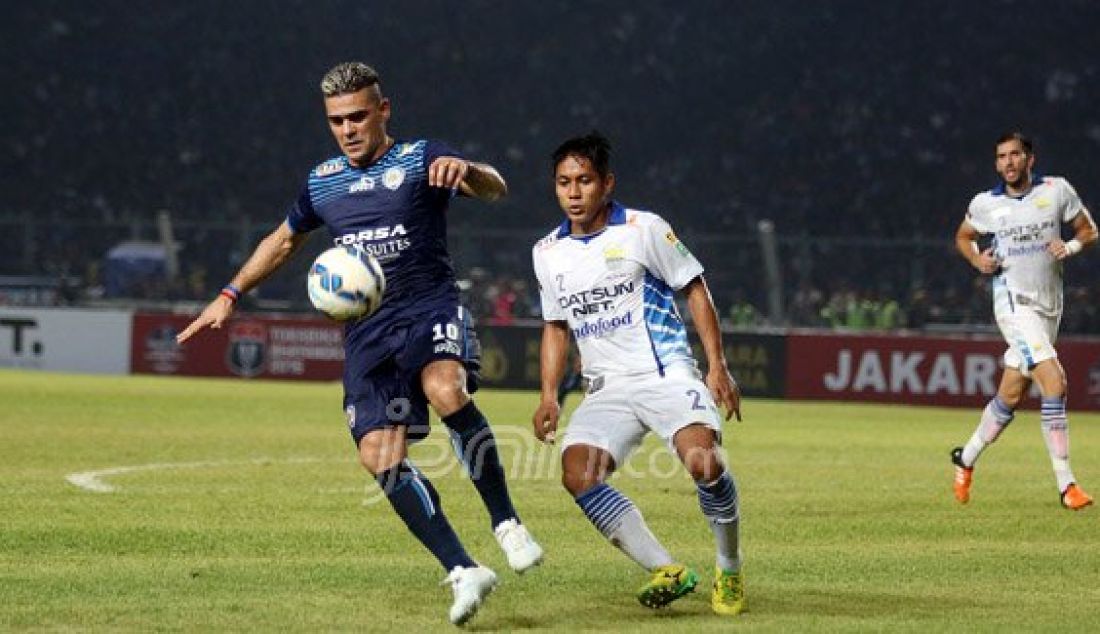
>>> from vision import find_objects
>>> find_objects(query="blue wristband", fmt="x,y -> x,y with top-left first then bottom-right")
220,284 -> 241,302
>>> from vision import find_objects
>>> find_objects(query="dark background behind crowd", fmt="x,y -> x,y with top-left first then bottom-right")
2,1 -> 1099,333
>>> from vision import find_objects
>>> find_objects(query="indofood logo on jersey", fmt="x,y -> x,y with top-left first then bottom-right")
573,312 -> 633,340
335,224 -> 411,263
559,281 -> 634,318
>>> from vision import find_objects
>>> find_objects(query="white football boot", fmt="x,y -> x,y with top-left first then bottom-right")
441,565 -> 497,626
493,518 -> 544,573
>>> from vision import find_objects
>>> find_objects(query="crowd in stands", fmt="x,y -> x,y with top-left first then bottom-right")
455,268 -> 1100,336
3,3 -> 1100,335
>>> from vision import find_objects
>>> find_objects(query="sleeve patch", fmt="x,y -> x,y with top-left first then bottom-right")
665,230 -> 691,257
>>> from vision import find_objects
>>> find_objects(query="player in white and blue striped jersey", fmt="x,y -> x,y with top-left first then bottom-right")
951,131 -> 1097,511
531,132 -> 745,615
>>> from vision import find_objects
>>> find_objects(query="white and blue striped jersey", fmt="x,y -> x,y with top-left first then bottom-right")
532,202 -> 704,378
966,175 -> 1085,316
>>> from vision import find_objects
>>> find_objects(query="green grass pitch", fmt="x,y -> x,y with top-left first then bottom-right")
2,368 -> 1098,631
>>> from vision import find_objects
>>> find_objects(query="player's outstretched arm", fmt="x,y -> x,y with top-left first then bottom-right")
428,156 -> 507,202
176,221 -> 308,344
532,321 -> 570,444
1048,207 -> 1098,260
683,276 -> 742,421
459,161 -> 507,201
955,219 -> 999,274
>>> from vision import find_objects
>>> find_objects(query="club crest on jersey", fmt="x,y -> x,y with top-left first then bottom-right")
314,159 -> 346,178
349,175 -> 375,193
1035,198 -> 1051,209
383,167 -> 405,190
603,244 -> 626,269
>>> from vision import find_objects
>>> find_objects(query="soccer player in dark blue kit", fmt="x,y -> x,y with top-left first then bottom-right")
177,62 -> 542,626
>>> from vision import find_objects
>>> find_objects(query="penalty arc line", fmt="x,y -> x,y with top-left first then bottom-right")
65,457 -> 334,493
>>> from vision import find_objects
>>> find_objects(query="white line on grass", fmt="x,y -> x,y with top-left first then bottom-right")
65,457 -> 333,493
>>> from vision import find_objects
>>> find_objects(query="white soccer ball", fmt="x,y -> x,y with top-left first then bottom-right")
306,246 -> 386,321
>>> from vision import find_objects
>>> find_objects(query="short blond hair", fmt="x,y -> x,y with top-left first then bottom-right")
320,62 -> 380,97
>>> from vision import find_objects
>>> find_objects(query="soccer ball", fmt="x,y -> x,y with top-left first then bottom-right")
307,246 -> 386,321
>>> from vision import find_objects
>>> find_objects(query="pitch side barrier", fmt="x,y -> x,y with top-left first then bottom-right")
123,312 -> 787,395
471,322 -> 1100,411
121,312 -> 1100,411
473,321 -> 788,398
130,311 -> 345,379
784,329 -> 1100,411
0,306 -> 131,374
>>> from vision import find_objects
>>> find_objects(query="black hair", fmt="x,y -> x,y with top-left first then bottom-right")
552,131 -> 612,177
995,131 -> 1033,155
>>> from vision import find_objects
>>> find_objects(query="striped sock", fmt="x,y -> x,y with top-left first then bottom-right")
696,471 -> 742,572
1040,396 -> 1075,492
575,483 -> 673,570
376,460 -> 476,571
961,396 -> 1014,467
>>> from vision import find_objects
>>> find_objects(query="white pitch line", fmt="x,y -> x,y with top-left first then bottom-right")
65,457 -> 332,493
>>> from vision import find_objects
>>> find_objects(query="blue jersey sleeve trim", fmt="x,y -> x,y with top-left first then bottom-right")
286,188 -> 322,234
423,139 -> 464,166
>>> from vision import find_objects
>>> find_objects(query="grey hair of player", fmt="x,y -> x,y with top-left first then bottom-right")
320,62 -> 381,98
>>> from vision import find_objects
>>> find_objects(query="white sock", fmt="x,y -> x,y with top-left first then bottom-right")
607,507 -> 675,571
574,483 -> 673,570
961,397 -> 1014,466
1041,396 -> 1076,492
697,472 -> 741,572
710,520 -> 742,573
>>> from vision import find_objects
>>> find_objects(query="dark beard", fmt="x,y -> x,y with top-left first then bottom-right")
1005,172 -> 1031,191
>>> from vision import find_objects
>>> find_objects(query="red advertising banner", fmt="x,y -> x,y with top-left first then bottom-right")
131,312 -> 345,380
786,331 -> 1100,411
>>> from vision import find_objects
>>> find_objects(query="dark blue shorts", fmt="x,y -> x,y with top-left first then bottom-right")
344,306 -> 481,445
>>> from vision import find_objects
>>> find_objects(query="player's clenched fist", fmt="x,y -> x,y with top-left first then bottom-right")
428,156 -> 469,189
532,399 -> 560,444
971,247 -> 1000,274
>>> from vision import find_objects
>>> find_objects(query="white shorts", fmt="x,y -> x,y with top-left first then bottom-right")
560,364 -> 722,467
994,301 -> 1060,375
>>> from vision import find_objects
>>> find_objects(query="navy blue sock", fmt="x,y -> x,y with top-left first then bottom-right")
443,401 -> 518,528
376,460 -> 476,571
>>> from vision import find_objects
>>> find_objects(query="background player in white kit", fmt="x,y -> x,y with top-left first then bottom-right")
531,132 -> 746,615
951,131 -> 1098,510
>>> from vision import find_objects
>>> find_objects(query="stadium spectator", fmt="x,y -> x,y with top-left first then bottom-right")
5,3 -> 1100,335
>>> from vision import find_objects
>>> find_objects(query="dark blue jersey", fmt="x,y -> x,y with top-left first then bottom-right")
286,139 -> 464,370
